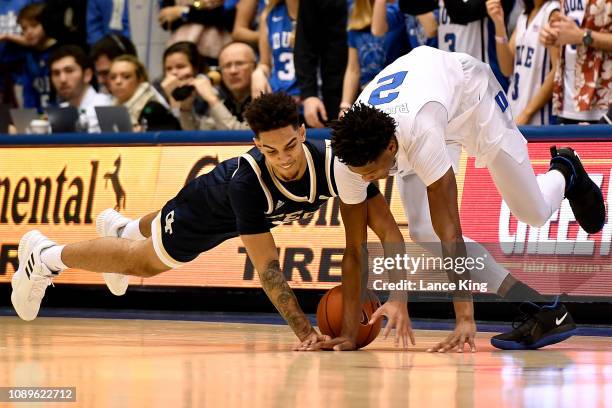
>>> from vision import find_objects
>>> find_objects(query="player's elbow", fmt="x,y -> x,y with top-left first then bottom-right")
342,246 -> 362,275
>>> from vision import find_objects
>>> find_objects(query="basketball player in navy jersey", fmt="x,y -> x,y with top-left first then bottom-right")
10,92 -> 411,349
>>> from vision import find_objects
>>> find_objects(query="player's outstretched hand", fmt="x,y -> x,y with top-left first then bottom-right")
427,319 -> 477,353
306,336 -> 357,351
369,300 -> 415,348
293,329 -> 331,351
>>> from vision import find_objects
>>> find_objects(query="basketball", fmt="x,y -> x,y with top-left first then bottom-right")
316,285 -> 382,349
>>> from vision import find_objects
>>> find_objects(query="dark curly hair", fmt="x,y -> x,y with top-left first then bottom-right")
331,103 -> 397,167
244,93 -> 299,137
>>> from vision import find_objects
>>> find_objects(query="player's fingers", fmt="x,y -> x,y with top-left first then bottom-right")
457,333 -> 467,353
333,341 -> 355,351
382,317 -> 395,339
437,334 -> 459,353
369,306 -> 386,325
394,316 -> 404,347
469,336 -> 477,353
409,327 -> 416,346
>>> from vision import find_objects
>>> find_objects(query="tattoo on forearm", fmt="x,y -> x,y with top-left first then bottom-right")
260,260 -> 311,338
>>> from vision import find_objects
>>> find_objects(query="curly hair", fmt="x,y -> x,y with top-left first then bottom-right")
244,93 -> 299,137
331,103 -> 397,167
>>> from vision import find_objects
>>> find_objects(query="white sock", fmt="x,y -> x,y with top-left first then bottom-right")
40,245 -> 68,273
119,218 -> 146,240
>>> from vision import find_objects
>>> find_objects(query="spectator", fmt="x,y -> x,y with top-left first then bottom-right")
232,0 -> 267,47
399,0 -> 439,49
295,0 -> 348,127
437,0 -> 515,90
158,0 -> 238,66
109,55 -> 181,131
16,3 -> 59,113
0,0 -> 35,106
340,0 -> 408,115
49,45 -> 112,133
87,0 -> 131,45
540,0 -> 611,124
39,0 -> 87,49
162,41 -> 254,130
90,34 -> 138,94
487,0 -> 560,125
251,0 -> 299,99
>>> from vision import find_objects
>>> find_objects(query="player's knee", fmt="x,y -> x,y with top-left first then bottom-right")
516,206 -> 549,228
525,211 -> 548,228
139,263 -> 166,278
125,241 -> 167,277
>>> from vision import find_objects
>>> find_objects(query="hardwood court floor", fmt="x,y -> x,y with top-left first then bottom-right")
1,317 -> 611,408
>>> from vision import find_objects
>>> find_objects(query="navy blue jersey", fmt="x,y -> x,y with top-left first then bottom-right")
157,139 -> 379,262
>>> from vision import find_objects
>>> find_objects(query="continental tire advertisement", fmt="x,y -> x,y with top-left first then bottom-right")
0,143 -> 423,289
0,141 -> 609,295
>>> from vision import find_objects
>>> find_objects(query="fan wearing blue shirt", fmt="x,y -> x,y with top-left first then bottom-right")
87,0 -> 131,45
251,0 -> 300,98
339,0 -> 409,115
16,3 -> 58,113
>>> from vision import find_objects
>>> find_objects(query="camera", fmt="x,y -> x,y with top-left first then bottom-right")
172,85 -> 195,101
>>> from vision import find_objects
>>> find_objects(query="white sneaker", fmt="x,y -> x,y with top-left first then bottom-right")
11,230 -> 57,321
96,209 -> 131,296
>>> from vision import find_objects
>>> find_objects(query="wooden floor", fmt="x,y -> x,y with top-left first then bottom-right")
1,317 -> 612,408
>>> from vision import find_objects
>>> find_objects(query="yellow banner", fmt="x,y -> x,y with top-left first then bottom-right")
0,144 -> 467,289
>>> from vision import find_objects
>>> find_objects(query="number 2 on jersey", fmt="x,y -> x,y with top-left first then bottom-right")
368,71 -> 408,106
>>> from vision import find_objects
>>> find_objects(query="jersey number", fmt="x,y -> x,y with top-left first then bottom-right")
368,71 -> 408,106
511,72 -> 520,101
277,52 -> 295,81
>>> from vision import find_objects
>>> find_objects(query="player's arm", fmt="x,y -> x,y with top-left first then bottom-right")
409,103 -> 477,352
336,199 -> 369,350
309,159 -> 369,350
230,178 -> 326,349
241,232 -> 321,344
366,191 -> 415,347
426,169 -> 476,353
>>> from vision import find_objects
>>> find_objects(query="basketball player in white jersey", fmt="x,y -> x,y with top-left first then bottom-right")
488,0 -> 560,125
319,46 -> 605,352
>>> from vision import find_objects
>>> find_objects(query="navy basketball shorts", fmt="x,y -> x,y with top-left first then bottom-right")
151,189 -> 237,269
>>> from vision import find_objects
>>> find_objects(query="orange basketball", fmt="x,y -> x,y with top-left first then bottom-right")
316,285 -> 382,349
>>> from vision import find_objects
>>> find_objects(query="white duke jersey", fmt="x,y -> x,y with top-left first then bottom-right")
508,1 -> 559,125
438,0 -> 489,60
334,46 -> 527,204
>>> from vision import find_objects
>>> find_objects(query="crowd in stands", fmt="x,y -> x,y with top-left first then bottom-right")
0,0 -> 610,134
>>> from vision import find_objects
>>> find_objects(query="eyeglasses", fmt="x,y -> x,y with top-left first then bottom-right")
219,61 -> 255,71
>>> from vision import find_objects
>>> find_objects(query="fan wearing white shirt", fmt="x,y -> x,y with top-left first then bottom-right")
49,45 -> 112,133
326,46 -> 605,353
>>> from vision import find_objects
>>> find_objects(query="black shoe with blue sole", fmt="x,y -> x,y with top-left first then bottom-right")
491,299 -> 577,350
549,146 -> 606,234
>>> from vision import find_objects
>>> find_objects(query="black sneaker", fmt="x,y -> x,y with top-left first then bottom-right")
549,146 -> 606,234
491,299 -> 577,350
